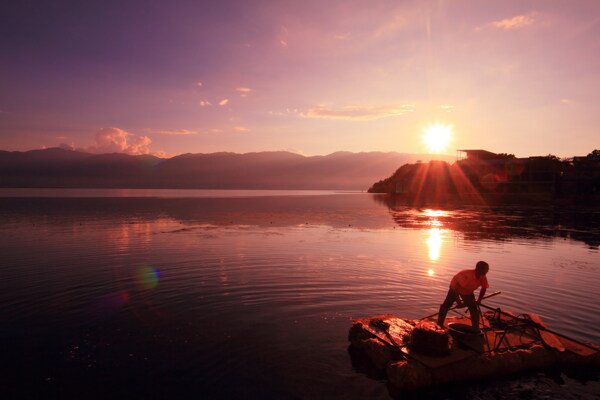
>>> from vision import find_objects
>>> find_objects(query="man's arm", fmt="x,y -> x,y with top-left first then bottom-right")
476,287 -> 487,304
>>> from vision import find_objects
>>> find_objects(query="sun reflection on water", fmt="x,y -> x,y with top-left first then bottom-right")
423,209 -> 449,219
426,227 -> 444,262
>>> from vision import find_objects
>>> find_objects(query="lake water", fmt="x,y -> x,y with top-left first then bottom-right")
1,189 -> 599,399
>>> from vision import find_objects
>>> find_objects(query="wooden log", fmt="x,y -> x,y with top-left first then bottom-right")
558,336 -> 599,357
348,315 -> 414,370
524,314 -> 565,352
349,314 -> 413,349
387,345 -> 557,391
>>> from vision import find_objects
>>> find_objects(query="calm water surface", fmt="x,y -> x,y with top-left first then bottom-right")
1,190 -> 599,399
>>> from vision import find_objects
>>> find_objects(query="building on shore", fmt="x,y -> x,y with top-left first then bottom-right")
454,149 -> 559,196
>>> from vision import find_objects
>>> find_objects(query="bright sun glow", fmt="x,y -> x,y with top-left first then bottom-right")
423,124 -> 453,153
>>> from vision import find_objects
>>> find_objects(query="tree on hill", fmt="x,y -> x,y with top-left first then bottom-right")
587,149 -> 600,158
496,153 -> 516,159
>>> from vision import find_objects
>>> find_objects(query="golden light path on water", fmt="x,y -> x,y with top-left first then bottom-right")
422,209 -> 450,277
427,228 -> 444,262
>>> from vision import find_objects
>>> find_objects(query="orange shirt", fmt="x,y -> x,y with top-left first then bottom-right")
450,269 -> 489,295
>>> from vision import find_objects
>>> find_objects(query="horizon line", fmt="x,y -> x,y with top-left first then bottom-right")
1,146 -> 458,159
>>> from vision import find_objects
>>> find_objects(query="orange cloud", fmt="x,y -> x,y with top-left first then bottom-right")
489,15 -> 534,29
128,135 -> 152,155
151,129 -> 197,135
299,104 -> 415,121
199,100 -> 212,107
219,99 -> 229,106
85,127 -> 151,155
235,88 -> 252,93
234,126 -> 250,132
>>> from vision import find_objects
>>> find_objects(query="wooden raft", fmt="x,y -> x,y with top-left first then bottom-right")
349,310 -> 600,392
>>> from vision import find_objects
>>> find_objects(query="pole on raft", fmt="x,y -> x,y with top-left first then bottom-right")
421,290 -> 502,320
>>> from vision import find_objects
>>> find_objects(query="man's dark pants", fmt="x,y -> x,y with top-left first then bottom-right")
437,288 -> 480,329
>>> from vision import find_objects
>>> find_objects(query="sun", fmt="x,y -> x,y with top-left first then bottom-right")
423,124 -> 453,153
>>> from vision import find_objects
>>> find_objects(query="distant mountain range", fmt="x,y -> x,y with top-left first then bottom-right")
0,148 -> 454,190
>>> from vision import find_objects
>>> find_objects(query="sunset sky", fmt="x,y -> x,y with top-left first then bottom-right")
1,0 -> 599,158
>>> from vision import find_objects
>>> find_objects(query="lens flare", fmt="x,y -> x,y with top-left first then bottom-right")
136,264 -> 159,290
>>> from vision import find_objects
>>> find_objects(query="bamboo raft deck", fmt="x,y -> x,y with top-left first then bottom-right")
348,309 -> 600,392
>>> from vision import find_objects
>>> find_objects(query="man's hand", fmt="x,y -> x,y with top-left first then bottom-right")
455,300 -> 465,308
477,288 -> 487,305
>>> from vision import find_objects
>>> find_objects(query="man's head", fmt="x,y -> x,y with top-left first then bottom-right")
475,261 -> 489,277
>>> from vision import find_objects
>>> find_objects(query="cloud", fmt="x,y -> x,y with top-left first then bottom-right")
479,15 -> 534,31
492,15 -> 534,29
85,127 -> 152,155
128,135 -> 152,155
285,148 -> 306,156
199,100 -> 212,107
55,128 -> 166,156
219,99 -> 229,106
268,108 -> 303,117
196,82 -> 203,87
561,99 -> 573,104
279,40 -> 288,47
56,135 -> 69,140
298,104 -> 415,121
59,142 -> 75,150
150,129 -> 197,135
236,88 -> 252,98
234,126 -> 250,132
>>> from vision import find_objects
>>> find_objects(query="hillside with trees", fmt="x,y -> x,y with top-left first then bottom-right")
368,150 -> 600,204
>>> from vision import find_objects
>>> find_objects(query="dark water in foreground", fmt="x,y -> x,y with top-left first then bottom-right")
1,190 -> 599,399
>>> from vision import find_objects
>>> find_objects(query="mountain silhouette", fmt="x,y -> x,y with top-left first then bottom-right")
0,148 -> 454,190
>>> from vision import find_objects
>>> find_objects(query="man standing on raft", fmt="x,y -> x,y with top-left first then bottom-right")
437,261 -> 490,331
